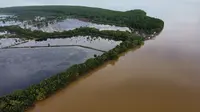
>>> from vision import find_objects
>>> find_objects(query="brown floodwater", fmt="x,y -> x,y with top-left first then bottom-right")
28,1 -> 200,112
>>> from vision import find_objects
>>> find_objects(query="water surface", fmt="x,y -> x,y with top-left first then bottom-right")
0,35 -> 120,96
0,38 -> 22,48
28,1 -> 200,112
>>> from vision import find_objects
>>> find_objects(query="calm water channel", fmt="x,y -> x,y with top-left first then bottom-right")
28,0 -> 200,112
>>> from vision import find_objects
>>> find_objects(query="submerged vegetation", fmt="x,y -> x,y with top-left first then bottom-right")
0,6 -> 164,112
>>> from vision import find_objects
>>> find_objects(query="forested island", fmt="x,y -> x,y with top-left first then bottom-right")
0,6 -> 164,112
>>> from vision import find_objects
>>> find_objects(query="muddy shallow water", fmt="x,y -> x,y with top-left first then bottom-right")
26,1 -> 200,112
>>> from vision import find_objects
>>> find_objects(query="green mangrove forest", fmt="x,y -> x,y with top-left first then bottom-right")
0,6 -> 164,112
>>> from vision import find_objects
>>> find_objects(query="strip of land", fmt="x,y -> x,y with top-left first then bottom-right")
2,44 -> 107,53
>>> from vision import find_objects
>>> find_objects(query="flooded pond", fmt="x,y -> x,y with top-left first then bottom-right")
23,19 -> 131,32
0,47 -> 103,96
28,1 -> 200,112
0,17 -> 131,32
15,36 -> 121,51
0,35 -> 120,96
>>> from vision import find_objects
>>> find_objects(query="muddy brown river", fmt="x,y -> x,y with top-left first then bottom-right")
28,1 -> 200,112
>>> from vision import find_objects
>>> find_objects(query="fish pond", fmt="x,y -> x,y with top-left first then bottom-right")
0,36 -> 120,96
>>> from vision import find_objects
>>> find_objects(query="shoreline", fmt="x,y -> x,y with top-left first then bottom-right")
26,45 -> 142,112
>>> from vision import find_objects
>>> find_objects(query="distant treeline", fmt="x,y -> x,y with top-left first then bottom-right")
0,27 -> 143,112
0,6 -> 164,34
